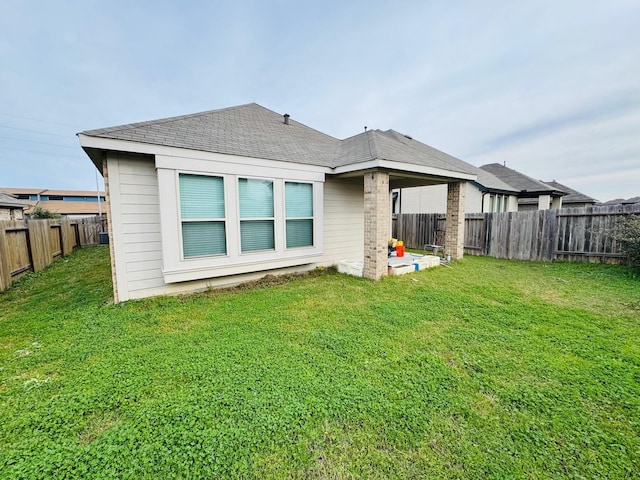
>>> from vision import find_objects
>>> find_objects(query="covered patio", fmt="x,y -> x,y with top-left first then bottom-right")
330,165 -> 473,280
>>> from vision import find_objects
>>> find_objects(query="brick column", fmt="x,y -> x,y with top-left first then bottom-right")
445,181 -> 465,260
364,171 -> 390,280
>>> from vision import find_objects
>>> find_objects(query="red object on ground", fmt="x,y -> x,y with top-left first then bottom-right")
396,245 -> 405,257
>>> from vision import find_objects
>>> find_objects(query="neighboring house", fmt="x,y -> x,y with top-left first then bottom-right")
602,196 -> 640,206
479,163 -> 565,211
0,191 -> 27,221
396,166 -> 520,214
518,180 -> 598,210
0,188 -> 106,218
78,103 -> 478,302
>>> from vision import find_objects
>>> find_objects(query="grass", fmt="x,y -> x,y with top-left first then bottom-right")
0,247 -> 638,479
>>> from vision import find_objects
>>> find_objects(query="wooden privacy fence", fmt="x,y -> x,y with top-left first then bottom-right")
0,216 -> 107,292
394,204 -> 640,263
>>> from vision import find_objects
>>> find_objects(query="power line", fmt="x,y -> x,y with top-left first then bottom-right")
0,124 -> 73,138
0,135 -> 78,149
0,145 -> 84,159
0,112 -> 81,129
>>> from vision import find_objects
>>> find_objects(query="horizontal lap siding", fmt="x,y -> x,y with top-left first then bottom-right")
322,179 -> 364,264
114,155 -> 165,297
111,171 -> 364,301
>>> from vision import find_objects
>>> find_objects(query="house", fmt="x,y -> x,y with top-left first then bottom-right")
0,191 -> 27,221
0,188 -> 106,218
602,196 -> 640,206
395,166 -> 520,214
518,180 -> 598,210
479,163 -> 565,211
78,103 -> 478,302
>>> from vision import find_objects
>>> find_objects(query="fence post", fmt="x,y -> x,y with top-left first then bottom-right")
0,224 -> 10,291
61,220 -> 73,255
548,209 -> 558,261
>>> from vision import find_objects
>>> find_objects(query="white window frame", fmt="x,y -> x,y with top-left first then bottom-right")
178,172 -> 229,260
238,176 -> 276,254
157,153 -> 324,284
284,181 -> 315,250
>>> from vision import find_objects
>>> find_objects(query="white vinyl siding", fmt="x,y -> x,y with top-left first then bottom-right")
106,152 -> 165,301
107,152 -> 367,301
322,179 -> 364,265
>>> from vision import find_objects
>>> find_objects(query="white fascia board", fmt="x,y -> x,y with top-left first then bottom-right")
77,135 -> 328,177
331,159 -> 477,181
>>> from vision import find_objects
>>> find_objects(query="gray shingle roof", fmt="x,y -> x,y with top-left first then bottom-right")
0,191 -> 28,209
541,181 -> 598,204
480,163 -> 560,195
333,129 -> 475,175
82,103 -> 340,168
473,169 -> 520,193
603,196 -> 640,205
80,103 -> 476,175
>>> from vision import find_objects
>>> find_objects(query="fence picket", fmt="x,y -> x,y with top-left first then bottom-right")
393,204 -> 640,264
0,216 -> 107,292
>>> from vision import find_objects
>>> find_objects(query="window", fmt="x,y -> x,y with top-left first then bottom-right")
179,173 -> 226,258
285,182 -> 313,248
158,159 -> 323,284
238,178 -> 274,252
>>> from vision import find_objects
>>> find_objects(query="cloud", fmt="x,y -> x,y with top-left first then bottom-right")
471,89 -> 640,155
0,0 -> 638,204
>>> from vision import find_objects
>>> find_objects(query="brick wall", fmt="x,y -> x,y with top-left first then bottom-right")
364,171 -> 390,279
445,181 -> 465,259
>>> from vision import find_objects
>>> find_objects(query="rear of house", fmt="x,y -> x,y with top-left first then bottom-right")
80,103 -> 477,302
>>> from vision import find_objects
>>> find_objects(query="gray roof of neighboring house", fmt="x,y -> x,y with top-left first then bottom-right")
0,191 -> 28,209
542,181 -> 598,204
603,196 -> 640,205
80,103 -> 476,175
479,163 -> 562,196
472,168 -> 519,193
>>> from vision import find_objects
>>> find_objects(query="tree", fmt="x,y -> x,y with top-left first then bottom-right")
616,214 -> 640,267
30,206 -> 61,219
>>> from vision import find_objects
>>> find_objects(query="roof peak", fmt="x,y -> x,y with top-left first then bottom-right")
79,104 -> 477,175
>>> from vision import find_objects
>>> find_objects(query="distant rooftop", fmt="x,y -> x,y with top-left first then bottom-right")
479,163 -> 561,196
0,191 -> 28,209
1,188 -> 105,197
541,181 -> 598,204
602,196 -> 640,205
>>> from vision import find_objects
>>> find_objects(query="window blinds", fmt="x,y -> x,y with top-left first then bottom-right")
239,178 -> 274,252
285,182 -> 313,248
179,174 -> 226,257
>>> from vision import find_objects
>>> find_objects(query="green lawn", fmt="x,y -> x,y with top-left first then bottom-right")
0,247 -> 638,479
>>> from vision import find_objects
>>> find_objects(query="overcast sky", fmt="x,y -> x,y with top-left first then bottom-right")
1,0 -> 638,202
